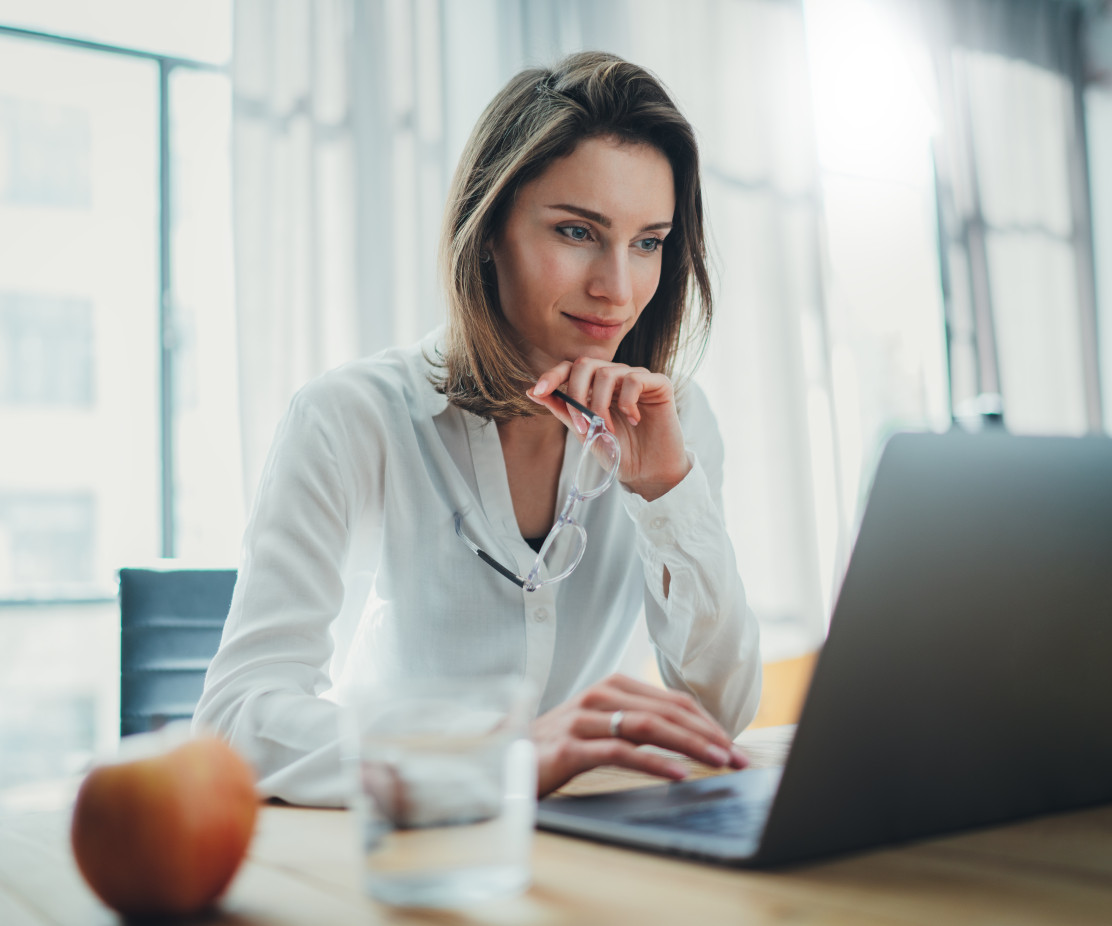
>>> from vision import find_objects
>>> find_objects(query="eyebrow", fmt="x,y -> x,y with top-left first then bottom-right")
546,203 -> 672,233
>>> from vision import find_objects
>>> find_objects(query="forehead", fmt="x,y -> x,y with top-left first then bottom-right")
518,136 -> 675,222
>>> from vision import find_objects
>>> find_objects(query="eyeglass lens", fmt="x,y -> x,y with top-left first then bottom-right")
575,430 -> 620,497
537,521 -> 587,582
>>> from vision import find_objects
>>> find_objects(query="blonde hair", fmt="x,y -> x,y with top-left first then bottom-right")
432,51 -> 713,420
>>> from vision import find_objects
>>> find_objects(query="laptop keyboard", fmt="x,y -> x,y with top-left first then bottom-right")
627,797 -> 769,841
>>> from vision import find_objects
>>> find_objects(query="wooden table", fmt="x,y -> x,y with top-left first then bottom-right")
3,726 -> 1111,925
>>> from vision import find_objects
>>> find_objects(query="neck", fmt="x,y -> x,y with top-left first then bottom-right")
496,410 -> 566,449
497,410 -> 568,538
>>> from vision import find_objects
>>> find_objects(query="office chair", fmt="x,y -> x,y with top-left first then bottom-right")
118,566 -> 237,736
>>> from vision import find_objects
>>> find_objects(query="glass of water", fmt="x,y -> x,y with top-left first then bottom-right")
342,675 -> 537,907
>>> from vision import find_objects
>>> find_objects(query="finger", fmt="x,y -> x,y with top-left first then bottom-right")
582,688 -> 720,742
581,703 -> 731,768
609,675 -> 724,732
583,678 -> 746,766
596,709 -> 741,769
562,357 -> 610,409
596,674 -> 726,738
531,389 -> 602,441
528,389 -> 577,433
531,362 -> 574,398
530,362 -> 601,436
580,364 -> 626,432
568,738 -> 692,783
551,367 -> 602,437
616,373 -> 649,427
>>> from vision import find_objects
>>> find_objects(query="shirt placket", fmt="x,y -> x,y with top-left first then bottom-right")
466,414 -> 569,698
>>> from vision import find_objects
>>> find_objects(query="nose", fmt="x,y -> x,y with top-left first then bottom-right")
587,247 -> 633,306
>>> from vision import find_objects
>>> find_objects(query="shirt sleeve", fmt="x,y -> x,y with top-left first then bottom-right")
619,382 -> 762,738
193,376 -> 379,806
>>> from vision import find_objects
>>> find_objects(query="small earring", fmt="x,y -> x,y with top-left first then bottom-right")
479,250 -> 492,263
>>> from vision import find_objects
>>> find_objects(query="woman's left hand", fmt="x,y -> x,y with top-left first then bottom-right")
531,673 -> 749,797
528,358 -> 691,501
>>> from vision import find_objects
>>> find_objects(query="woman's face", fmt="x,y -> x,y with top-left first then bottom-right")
489,135 -> 675,374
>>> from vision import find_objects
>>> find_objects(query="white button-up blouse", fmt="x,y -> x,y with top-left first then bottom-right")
194,331 -> 762,805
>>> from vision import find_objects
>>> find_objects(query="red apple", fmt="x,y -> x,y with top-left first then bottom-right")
71,731 -> 259,917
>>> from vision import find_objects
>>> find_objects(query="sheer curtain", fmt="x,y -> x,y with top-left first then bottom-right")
230,0 -> 1104,663
1086,2 -> 1112,431
925,0 -> 1102,434
233,0 -> 359,499
621,2 -> 834,655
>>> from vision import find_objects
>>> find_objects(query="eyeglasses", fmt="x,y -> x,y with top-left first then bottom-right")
454,389 -> 621,592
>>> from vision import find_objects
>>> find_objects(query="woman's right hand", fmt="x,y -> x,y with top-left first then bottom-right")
531,673 -> 749,797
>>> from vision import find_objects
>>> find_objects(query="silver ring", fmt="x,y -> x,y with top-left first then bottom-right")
609,710 -> 625,739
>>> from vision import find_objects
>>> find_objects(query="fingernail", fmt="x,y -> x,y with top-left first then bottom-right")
706,745 -> 730,766
730,746 -> 749,768
572,410 -> 588,435
666,762 -> 689,779
534,377 -> 549,395
526,388 -> 542,403
625,412 -> 639,427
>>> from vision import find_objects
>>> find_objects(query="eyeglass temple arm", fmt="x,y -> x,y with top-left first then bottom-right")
550,389 -> 603,424
476,548 -> 525,588
454,513 -> 526,588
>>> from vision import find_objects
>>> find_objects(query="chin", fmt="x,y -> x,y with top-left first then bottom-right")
562,345 -> 618,364
526,334 -> 620,371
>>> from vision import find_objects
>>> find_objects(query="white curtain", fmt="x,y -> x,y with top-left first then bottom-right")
925,0 -> 1101,434
620,2 -> 834,655
1086,3 -> 1112,430
230,0 -> 1104,661
233,0 -> 359,500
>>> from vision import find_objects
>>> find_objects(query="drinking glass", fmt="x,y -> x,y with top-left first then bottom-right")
342,675 -> 537,907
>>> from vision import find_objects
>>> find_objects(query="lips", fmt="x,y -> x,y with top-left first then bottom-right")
563,313 -> 624,341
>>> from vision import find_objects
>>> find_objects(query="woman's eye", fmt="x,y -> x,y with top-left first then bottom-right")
557,225 -> 591,242
635,237 -> 662,253
556,223 -> 591,240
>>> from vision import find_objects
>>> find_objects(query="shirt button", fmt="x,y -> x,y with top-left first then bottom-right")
650,517 -> 667,530
533,607 -> 548,623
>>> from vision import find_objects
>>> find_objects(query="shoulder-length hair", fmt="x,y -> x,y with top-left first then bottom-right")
433,51 -> 713,420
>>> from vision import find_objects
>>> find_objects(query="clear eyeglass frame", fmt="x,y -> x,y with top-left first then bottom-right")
454,389 -> 621,592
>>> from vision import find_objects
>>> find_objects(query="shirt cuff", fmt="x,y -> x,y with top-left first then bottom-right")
619,451 -> 713,545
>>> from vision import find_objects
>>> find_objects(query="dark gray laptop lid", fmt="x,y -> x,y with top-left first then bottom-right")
756,429 -> 1112,865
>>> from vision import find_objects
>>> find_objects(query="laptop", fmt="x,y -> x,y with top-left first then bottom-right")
537,429 -> 1112,867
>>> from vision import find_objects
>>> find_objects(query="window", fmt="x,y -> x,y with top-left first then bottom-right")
0,11 -> 240,599
0,33 -> 161,600
0,3 -> 236,780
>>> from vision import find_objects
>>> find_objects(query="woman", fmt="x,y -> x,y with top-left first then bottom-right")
195,51 -> 761,805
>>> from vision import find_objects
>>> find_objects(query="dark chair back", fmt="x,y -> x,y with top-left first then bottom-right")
118,566 -> 237,736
